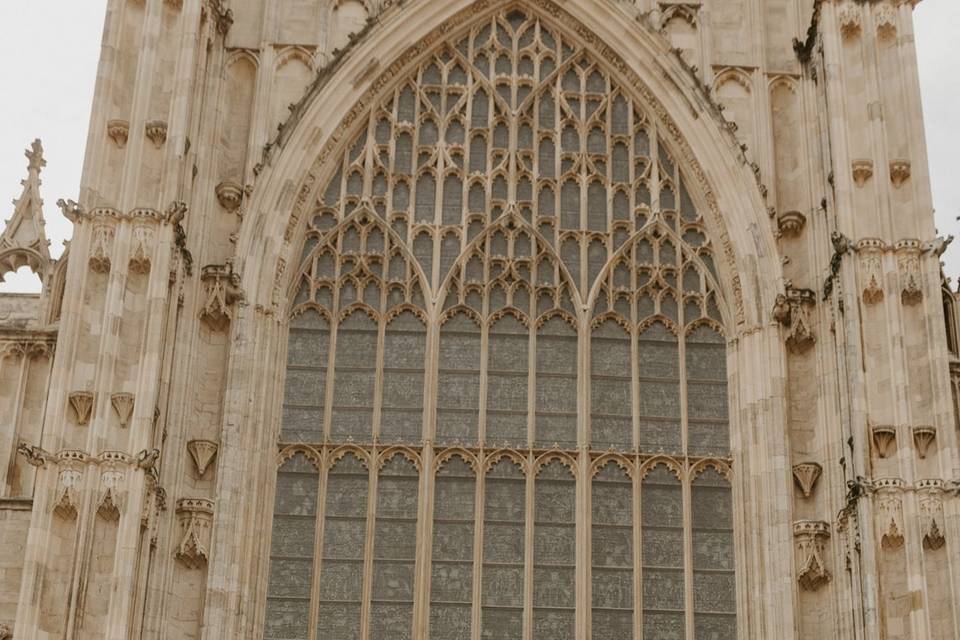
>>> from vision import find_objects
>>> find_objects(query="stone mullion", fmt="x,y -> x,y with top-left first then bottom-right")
470,453 -> 485,640
412,445 -> 435,639
359,448 -> 379,640
633,454 -> 643,640
649,126 -> 660,220
522,451 -> 535,640
1,352 -> 29,497
526,320 -> 536,449
477,266 -> 490,446
576,448 -> 590,639
371,310 -> 387,443
307,450 -> 329,640
681,462 -> 694,640
322,257 -> 343,442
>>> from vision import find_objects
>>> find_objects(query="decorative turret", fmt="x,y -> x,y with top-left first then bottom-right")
0,139 -> 52,282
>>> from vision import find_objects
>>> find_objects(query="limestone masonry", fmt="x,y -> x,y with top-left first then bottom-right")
0,0 -> 958,638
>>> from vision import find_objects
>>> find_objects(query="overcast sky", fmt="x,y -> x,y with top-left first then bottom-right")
0,1 -> 956,293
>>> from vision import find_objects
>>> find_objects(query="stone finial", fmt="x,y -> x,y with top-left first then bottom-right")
889,159 -> 911,188
187,439 -> 219,477
911,426 -> 936,459
0,138 -> 53,281
851,159 -> 873,187
107,119 -> 130,148
174,498 -> 215,568
794,520 -> 831,591
792,462 -> 822,498
145,120 -> 168,148
871,425 -> 897,458
777,210 -> 807,238
69,391 -> 95,426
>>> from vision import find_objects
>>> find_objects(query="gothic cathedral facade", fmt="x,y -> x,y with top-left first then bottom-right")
1,0 -> 958,638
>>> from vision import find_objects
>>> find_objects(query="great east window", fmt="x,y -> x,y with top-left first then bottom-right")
265,7 -> 736,639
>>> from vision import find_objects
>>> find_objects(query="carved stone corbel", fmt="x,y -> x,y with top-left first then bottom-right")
851,159 -> 873,187
911,426 -> 936,459
187,440 -> 219,477
773,286 -> 816,354
111,393 -> 135,428
856,238 -> 886,304
871,425 -> 897,458
145,120 -> 168,148
199,264 -> 244,331
792,462 -> 822,498
69,391 -> 95,426
106,119 -> 130,148
895,240 -> 922,305
794,520 -> 831,591
889,159 -> 910,187
777,210 -> 807,238
874,478 -> 906,550
174,498 -> 215,568
215,181 -> 244,212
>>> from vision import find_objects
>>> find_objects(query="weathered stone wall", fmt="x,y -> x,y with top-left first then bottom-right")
0,0 -> 956,638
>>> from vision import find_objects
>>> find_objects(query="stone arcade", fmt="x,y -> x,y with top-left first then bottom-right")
0,0 -> 959,638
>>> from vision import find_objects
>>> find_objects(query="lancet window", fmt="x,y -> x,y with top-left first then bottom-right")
265,7 -> 736,640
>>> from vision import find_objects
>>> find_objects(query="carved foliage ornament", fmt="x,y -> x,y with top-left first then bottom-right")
875,480 -> 905,550
54,467 -> 84,520
794,520 -> 831,591
97,468 -> 126,521
174,498 -> 214,568
856,238 -> 885,305
777,210 -> 807,238
838,2 -> 861,39
145,120 -> 168,148
875,4 -> 897,39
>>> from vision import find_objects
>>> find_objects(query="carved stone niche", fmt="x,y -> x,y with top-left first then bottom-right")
145,120 -> 168,148
174,498 -> 214,569
917,480 -> 946,551
772,286 -> 816,355
889,159 -> 911,188
911,426 -> 936,459
69,391 -> 95,426
129,223 -> 154,274
794,520 -> 831,591
187,439 -> 219,477
52,451 -> 89,520
871,425 -> 897,459
215,181 -> 244,212
792,462 -> 823,498
777,210 -> 807,238
895,240 -> 923,306
838,2 -> 861,40
97,467 -> 127,521
851,159 -> 874,188
111,393 -> 135,428
875,4 -> 898,40
89,223 -> 115,273
855,238 -> 886,305
106,119 -> 130,148
199,264 -> 244,331
874,477 -> 906,550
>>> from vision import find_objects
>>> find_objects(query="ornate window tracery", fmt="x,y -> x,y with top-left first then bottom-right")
265,6 -> 735,640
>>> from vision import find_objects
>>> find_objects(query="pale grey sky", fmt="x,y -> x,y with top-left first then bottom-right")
0,1 -> 956,293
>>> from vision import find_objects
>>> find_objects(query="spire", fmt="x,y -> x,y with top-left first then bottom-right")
0,139 -> 52,281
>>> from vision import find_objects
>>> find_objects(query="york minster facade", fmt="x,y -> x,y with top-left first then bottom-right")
0,0 -> 958,638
